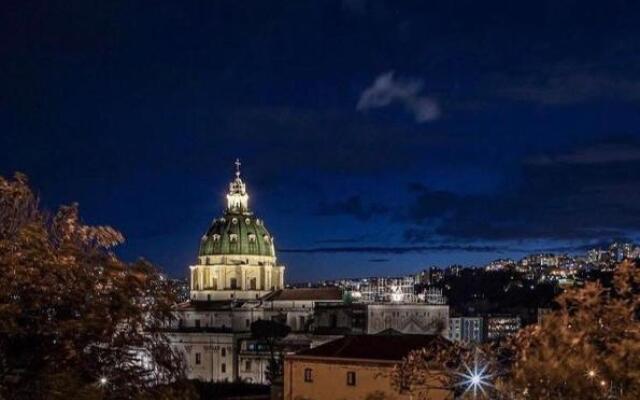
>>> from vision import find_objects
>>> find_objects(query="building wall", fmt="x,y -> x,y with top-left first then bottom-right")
174,308 -> 266,332
313,304 -> 367,334
238,353 -> 271,384
367,304 -> 449,336
486,316 -> 521,340
284,358 -> 451,400
168,332 -> 246,382
448,317 -> 484,343
190,256 -> 285,301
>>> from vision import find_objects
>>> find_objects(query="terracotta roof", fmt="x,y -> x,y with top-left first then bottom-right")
265,287 -> 343,301
291,334 -> 448,361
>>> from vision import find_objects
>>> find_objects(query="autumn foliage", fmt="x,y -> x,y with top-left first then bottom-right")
392,261 -> 640,400
500,260 -> 640,399
0,174 -> 193,399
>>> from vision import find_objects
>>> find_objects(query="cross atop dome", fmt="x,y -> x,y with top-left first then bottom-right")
226,158 -> 250,213
235,158 -> 241,178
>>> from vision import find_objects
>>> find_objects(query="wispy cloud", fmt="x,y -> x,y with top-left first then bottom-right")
357,71 -> 440,122
280,244 -> 505,254
497,67 -> 640,106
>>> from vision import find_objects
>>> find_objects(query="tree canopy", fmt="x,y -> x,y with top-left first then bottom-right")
393,261 -> 640,400
0,173 -> 193,399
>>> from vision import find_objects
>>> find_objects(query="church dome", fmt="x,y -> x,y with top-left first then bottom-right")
198,160 -> 276,258
199,213 -> 275,257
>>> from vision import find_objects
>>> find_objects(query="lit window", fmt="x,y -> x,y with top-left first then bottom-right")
212,234 -> 221,242
195,353 -> 201,365
347,371 -> 356,386
304,368 -> 313,382
230,234 -> 238,242
248,233 -> 256,242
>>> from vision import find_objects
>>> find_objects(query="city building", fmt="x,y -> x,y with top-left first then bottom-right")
284,334 -> 451,400
485,315 -> 522,341
448,317 -> 484,343
346,275 -> 419,303
367,303 -> 449,336
312,302 -> 449,336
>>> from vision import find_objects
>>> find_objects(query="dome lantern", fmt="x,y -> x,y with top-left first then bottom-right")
226,158 -> 250,213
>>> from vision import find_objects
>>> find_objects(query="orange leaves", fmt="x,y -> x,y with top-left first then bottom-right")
0,173 -> 189,398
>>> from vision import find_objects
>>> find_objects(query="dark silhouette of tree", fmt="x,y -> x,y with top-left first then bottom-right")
0,174 -> 194,399
250,319 -> 291,383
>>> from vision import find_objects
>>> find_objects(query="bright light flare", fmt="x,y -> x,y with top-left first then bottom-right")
455,354 -> 493,398
99,376 -> 108,386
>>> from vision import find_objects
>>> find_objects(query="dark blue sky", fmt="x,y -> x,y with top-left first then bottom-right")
3,1 -> 640,281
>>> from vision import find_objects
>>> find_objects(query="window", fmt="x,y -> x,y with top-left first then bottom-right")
246,319 -> 251,328
245,360 -> 252,371
221,363 -> 226,373
347,371 -> 356,386
195,319 -> 201,328
304,368 -> 313,382
221,348 -> 226,357
195,353 -> 201,365
230,278 -> 237,290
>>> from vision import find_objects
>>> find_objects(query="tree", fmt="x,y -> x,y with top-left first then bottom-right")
391,339 -> 504,400
0,173 -> 194,399
497,261 -> 640,399
250,319 -> 291,383
392,262 -> 640,399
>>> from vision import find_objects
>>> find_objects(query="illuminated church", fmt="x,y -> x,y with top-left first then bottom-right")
189,160 -> 285,301
168,161 -> 343,383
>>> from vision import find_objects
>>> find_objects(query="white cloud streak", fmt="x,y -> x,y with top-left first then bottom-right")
357,71 -> 440,122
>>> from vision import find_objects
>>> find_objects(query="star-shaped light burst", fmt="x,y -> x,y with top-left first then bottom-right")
454,352 -> 493,398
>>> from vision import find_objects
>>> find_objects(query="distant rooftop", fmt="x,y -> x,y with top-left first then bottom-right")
290,334 -> 448,362
265,287 -> 343,301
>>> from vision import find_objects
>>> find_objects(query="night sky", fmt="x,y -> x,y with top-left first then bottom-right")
3,1 -> 640,282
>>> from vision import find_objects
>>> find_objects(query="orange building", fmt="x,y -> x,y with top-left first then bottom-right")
284,334 -> 452,400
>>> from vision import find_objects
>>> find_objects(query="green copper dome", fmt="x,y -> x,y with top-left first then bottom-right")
198,160 -> 276,258
199,212 -> 275,257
